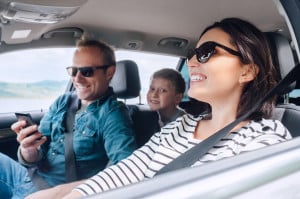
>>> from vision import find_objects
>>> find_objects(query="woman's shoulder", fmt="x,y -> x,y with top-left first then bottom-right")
159,113 -> 203,134
173,113 -> 203,126
251,118 -> 285,129
245,118 -> 292,138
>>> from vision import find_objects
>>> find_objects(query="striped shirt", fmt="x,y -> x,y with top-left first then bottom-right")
75,114 -> 292,196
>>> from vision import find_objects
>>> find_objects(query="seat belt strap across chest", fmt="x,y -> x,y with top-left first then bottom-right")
155,63 -> 300,176
64,92 -> 79,182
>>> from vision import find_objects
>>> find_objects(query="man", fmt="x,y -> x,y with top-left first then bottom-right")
0,40 -> 136,198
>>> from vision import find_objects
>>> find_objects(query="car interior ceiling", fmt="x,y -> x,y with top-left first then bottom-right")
0,0 -> 291,58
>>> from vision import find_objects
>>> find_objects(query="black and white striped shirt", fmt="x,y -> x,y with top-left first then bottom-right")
75,114 -> 291,196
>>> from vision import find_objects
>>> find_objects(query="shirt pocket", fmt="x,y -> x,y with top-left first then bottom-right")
74,126 -> 98,157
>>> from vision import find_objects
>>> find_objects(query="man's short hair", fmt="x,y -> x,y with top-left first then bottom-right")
76,39 -> 116,66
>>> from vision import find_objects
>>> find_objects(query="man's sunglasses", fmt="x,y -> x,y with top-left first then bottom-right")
66,65 -> 111,77
186,41 -> 242,63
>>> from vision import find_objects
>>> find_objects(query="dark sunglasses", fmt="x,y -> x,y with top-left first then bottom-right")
186,41 -> 242,63
66,65 -> 111,77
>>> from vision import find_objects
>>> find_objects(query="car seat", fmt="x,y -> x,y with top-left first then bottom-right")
110,60 -> 160,147
266,32 -> 300,137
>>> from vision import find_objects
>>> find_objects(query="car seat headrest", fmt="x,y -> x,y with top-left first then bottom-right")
110,60 -> 141,99
265,32 -> 296,94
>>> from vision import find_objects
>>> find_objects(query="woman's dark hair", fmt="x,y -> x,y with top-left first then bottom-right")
200,18 -> 277,120
151,68 -> 186,94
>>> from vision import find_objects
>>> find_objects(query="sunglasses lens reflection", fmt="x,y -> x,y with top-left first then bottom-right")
80,68 -> 94,77
197,43 -> 215,63
186,42 -> 216,63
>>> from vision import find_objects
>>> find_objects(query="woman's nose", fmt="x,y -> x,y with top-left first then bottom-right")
187,55 -> 202,69
187,56 -> 197,67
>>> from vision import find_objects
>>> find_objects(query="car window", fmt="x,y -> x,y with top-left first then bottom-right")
115,50 -> 179,104
0,48 -> 179,114
289,89 -> 300,98
179,62 -> 190,102
0,48 -> 74,114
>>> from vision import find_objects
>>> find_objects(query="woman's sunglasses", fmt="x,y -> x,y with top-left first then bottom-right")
66,65 -> 111,77
186,41 -> 242,63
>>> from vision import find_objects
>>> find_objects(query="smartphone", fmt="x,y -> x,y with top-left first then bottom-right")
15,112 -> 41,138
15,112 -> 36,127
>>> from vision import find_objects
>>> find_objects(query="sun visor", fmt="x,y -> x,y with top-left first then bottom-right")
0,0 -> 87,24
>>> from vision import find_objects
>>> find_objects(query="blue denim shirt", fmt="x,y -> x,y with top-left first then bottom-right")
33,87 -> 136,186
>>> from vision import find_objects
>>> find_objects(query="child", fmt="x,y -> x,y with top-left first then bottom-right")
147,68 -> 186,127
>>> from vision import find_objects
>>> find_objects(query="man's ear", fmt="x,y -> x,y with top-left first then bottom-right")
239,64 -> 259,84
106,66 -> 116,80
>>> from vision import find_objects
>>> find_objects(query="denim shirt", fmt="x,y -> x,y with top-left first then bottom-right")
32,87 -> 136,186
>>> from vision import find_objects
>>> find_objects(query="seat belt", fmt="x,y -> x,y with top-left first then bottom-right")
156,63 -> 300,176
27,92 -> 79,189
64,92 -> 79,182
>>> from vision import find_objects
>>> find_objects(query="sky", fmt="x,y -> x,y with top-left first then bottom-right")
0,48 -> 178,84
0,48 -> 75,83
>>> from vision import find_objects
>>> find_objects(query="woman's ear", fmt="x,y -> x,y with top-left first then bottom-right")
239,64 -> 259,84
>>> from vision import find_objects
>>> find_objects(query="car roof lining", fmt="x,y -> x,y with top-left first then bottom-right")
0,0 -> 290,57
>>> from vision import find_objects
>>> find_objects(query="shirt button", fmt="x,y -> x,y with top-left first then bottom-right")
60,139 -> 64,143
82,131 -> 86,135
52,152 -> 56,156
24,176 -> 31,183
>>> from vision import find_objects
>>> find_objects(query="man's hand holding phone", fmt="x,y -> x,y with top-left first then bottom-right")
12,113 -> 47,163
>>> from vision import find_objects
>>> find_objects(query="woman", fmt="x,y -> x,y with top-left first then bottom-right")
147,68 -> 186,127
27,17 -> 292,199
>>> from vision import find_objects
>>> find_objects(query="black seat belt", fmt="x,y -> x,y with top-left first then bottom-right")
156,63 -> 300,176
64,92 -> 79,182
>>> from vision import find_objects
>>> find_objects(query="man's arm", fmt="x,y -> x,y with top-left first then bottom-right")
103,105 -> 137,163
62,190 -> 83,199
25,180 -> 85,199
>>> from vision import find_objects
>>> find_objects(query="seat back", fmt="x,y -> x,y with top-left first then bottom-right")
110,60 -> 141,99
272,104 -> 300,137
110,60 -> 159,147
128,105 -> 160,147
266,32 -> 300,137
266,32 -> 296,94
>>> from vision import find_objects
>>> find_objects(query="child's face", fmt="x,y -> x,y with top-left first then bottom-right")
147,78 -> 182,112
